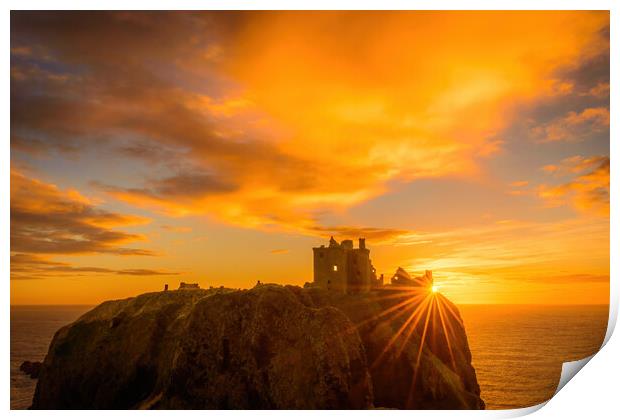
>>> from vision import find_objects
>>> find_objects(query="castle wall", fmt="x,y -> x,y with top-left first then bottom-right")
313,247 -> 348,292
346,249 -> 372,292
312,238 -> 379,293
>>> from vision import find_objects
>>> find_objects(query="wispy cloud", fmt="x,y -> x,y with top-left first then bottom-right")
538,155 -> 609,215
510,180 -> 529,188
160,225 -> 192,233
11,170 -> 154,256
309,226 -> 410,244
11,253 -> 180,280
392,217 -> 609,302
530,107 -> 609,143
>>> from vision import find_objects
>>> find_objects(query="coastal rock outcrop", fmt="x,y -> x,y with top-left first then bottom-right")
20,361 -> 42,379
32,285 -> 483,409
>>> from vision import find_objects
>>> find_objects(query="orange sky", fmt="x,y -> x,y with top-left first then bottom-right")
11,11 -> 609,305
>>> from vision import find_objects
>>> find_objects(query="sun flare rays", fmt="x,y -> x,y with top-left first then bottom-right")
355,286 -> 466,407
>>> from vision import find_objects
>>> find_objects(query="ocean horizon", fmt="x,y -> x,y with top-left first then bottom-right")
10,303 -> 609,410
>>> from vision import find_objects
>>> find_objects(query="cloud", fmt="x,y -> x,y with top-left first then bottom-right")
11,46 -> 32,56
510,180 -> 529,187
12,135 -> 78,156
10,11 -> 610,236
309,226 -> 410,244
11,62 -> 71,83
94,170 -> 237,209
269,249 -> 289,254
11,170 -> 154,256
117,269 -> 180,276
160,225 -> 192,233
530,107 -> 609,142
538,155 -> 609,215
476,139 -> 505,157
393,217 -> 608,285
562,45 -> 610,94
10,253 -> 180,280
550,155 -> 609,175
9,12 -> 610,304
125,171 -> 236,198
587,82 -> 610,98
506,180 -> 532,196
534,273 -> 609,284
496,43 -> 609,150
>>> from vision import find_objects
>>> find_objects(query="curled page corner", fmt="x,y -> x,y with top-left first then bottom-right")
506,355 -> 597,417
602,298 -> 618,347
554,355 -> 595,396
542,301 -> 619,405
519,304 -> 616,416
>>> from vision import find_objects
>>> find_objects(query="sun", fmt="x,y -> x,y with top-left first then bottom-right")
431,285 -> 439,293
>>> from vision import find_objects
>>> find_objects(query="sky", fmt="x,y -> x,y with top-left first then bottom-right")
10,11 -> 609,305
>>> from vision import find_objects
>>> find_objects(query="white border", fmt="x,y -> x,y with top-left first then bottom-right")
3,1 -> 618,419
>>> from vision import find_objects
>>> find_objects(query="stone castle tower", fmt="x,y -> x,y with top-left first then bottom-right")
312,237 -> 379,292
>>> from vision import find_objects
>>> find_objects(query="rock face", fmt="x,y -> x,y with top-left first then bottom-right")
32,285 -> 484,409
20,361 -> 42,379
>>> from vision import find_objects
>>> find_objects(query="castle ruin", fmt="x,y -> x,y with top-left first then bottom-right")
312,237 -> 433,293
312,237 -> 381,292
390,267 -> 434,288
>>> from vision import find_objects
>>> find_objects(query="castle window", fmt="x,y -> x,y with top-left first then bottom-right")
333,265 -> 338,272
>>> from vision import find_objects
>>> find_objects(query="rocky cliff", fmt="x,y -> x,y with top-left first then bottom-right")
32,285 -> 484,409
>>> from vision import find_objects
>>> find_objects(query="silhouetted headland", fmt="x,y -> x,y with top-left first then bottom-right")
31,238 -> 483,409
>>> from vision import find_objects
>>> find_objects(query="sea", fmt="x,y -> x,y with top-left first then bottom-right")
459,305 -> 609,409
10,304 -> 609,410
